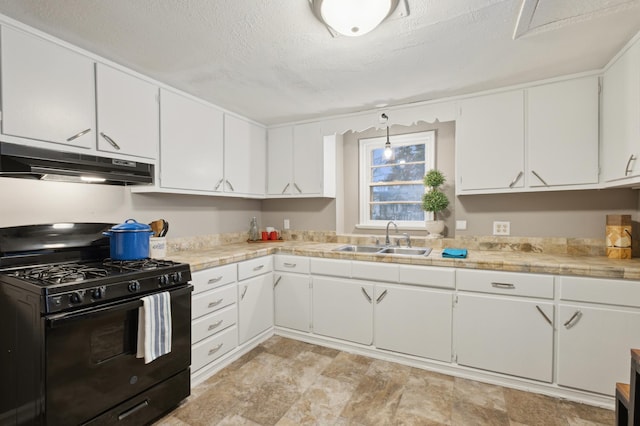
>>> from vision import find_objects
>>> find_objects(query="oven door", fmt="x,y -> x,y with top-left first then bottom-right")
44,285 -> 192,426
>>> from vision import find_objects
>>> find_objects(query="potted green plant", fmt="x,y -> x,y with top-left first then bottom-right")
422,169 -> 449,238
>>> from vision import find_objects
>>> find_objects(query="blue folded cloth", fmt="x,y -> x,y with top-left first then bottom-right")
442,248 -> 468,258
137,291 -> 172,364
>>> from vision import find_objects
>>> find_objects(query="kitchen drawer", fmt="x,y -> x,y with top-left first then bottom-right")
399,265 -> 455,289
310,258 -> 351,277
238,256 -> 273,281
274,255 -> 309,274
191,325 -> 237,372
192,283 -> 237,319
192,304 -> 237,344
191,264 -> 237,294
352,261 -> 399,283
457,270 -> 554,299
559,276 -> 640,308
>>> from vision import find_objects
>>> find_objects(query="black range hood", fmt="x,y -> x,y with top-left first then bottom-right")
0,142 -> 153,185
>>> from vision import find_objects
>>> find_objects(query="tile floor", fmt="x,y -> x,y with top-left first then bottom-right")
155,336 -> 614,426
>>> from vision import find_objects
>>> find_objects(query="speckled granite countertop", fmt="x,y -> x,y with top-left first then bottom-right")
165,240 -> 640,281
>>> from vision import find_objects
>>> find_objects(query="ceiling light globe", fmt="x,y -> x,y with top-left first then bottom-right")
320,0 -> 393,37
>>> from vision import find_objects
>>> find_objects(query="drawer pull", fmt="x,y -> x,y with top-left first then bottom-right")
361,287 -> 372,303
563,310 -> 582,329
281,183 -> 290,194
283,262 -> 297,268
274,276 -> 282,288
66,127 -> 91,142
208,320 -> 224,331
253,265 -> 265,271
535,305 -> 553,326
214,178 -> 224,191
491,282 -> 515,289
531,170 -> 548,186
626,154 -> 637,176
208,276 -> 223,284
376,289 -> 388,304
509,171 -> 523,188
208,343 -> 223,356
241,285 -> 248,300
208,299 -> 223,308
294,183 -> 302,193
100,132 -> 121,150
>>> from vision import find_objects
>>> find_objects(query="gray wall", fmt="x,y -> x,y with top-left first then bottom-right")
0,178 -> 262,237
261,198 -> 336,232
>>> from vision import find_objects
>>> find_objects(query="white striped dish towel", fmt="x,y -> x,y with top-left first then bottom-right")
136,291 -> 172,364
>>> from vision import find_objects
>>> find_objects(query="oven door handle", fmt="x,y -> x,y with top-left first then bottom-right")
46,285 -> 192,328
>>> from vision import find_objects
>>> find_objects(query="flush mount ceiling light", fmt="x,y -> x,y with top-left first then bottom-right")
311,0 -> 402,37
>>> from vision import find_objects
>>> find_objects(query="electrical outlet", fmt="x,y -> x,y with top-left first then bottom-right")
493,221 -> 510,236
456,220 -> 467,230
283,219 -> 290,230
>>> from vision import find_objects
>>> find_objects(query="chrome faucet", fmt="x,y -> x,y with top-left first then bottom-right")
401,233 -> 411,248
385,221 -> 398,246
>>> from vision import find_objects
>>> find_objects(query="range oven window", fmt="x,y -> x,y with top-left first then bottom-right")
89,311 -> 136,364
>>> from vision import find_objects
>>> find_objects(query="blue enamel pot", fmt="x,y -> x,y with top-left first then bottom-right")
102,219 -> 153,260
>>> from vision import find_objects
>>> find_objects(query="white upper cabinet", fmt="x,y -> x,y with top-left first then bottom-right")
223,114 -> 266,196
159,89 -> 224,191
95,63 -> 159,159
601,38 -> 640,183
0,26 -> 96,149
456,90 -> 525,193
527,76 -> 599,187
267,122 -> 336,198
457,75 -> 601,194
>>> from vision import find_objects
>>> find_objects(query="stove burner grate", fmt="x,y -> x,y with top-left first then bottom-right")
103,258 -> 177,272
14,264 -> 109,284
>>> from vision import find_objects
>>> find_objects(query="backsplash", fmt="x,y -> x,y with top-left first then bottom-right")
168,230 -> 607,257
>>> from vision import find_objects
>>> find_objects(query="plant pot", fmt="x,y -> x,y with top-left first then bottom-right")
103,219 -> 153,260
425,219 -> 445,239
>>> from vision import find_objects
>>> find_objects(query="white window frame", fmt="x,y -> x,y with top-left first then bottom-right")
358,131 -> 435,229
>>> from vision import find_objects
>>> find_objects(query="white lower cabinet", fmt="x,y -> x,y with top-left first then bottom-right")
557,275 -> 640,396
374,284 -> 453,362
312,277 -> 373,345
238,273 -> 274,344
274,269 -> 311,332
192,326 -> 238,373
454,294 -> 554,382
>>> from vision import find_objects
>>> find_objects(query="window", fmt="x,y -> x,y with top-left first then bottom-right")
359,131 -> 435,228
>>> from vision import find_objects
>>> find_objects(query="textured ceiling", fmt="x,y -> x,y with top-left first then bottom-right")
0,0 -> 638,125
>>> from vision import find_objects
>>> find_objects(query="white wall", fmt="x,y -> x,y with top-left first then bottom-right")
0,178 -> 261,237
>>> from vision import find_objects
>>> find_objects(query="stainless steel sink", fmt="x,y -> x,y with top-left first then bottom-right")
333,245 -> 432,256
378,247 -> 432,256
333,245 -> 384,253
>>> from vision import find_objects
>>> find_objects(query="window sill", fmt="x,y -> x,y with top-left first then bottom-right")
355,224 -> 428,231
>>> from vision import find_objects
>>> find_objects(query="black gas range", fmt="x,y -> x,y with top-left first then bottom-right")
0,223 -> 192,425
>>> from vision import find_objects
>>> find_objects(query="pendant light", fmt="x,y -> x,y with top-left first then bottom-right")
384,125 -> 393,159
311,0 -> 400,37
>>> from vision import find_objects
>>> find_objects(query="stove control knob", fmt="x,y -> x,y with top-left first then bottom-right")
69,291 -> 84,304
128,281 -> 141,293
158,274 -> 169,286
91,287 -> 105,300
172,272 -> 182,283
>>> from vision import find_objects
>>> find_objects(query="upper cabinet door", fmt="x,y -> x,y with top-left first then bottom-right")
293,122 -> 323,195
527,76 -> 599,187
159,89 -> 223,191
0,26 -> 95,148
267,126 -> 293,195
224,114 -> 266,196
456,90 -> 525,192
96,63 -> 159,159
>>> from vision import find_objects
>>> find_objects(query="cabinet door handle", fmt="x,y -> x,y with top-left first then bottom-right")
214,178 -> 224,191
491,282 -> 515,289
208,299 -> 223,308
208,320 -> 224,330
253,265 -> 265,271
531,170 -> 548,186
100,132 -> 121,150
208,276 -> 223,285
361,287 -> 372,303
241,285 -> 248,300
273,276 -> 282,288
294,183 -> 302,193
225,180 -> 235,191
66,128 -> 91,142
563,310 -> 582,329
509,171 -> 523,188
283,262 -> 296,268
626,154 -> 637,176
208,343 -> 224,356
535,305 -> 553,326
281,183 -> 290,194
376,289 -> 388,304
